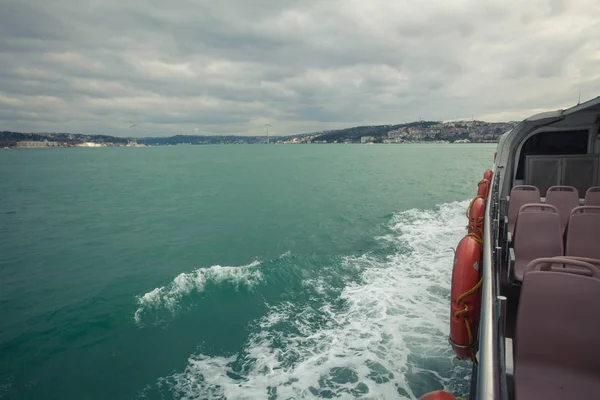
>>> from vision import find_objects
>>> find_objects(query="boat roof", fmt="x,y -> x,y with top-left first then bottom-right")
496,96 -> 600,169
513,95 -> 600,136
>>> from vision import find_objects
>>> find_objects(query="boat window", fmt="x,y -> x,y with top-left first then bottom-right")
516,130 -> 589,179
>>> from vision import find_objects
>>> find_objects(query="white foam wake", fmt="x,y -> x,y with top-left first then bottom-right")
154,201 -> 472,399
134,260 -> 262,325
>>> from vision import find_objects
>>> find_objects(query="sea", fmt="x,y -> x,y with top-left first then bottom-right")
0,144 -> 495,399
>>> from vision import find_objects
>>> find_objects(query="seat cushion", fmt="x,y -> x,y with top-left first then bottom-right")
516,363 -> 600,400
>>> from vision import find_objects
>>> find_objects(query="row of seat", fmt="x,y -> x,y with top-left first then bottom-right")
510,204 -> 600,281
515,256 -> 600,399
507,185 -> 600,236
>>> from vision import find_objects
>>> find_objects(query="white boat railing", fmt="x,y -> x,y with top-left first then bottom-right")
476,169 -> 507,400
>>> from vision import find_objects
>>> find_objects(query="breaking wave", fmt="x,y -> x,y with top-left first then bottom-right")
134,260 -> 262,325
145,201 -> 473,399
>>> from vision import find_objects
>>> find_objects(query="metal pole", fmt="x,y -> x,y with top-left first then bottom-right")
497,294 -> 509,400
477,178 -> 500,400
265,124 -> 271,144
497,296 -> 507,335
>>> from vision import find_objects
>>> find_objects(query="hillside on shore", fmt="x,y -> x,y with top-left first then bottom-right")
1,120 -> 515,147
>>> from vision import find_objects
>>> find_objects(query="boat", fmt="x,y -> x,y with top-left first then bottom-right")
420,96 -> 600,400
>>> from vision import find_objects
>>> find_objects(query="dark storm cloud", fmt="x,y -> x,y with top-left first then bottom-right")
0,0 -> 598,136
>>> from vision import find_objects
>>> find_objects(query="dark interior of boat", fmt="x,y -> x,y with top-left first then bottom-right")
493,125 -> 600,399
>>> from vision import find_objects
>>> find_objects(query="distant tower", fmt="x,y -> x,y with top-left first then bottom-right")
130,124 -> 139,140
265,124 -> 271,144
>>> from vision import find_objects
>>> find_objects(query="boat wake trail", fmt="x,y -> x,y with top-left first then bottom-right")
134,261 -> 262,325
143,201 -> 473,399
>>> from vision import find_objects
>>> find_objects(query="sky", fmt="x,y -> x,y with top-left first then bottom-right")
0,0 -> 599,137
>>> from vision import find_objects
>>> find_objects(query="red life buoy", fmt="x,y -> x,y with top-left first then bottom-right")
450,235 -> 482,361
483,169 -> 493,181
466,196 -> 485,240
477,170 -> 493,200
477,179 -> 490,200
419,390 -> 458,400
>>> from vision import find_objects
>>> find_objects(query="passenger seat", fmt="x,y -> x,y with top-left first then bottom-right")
545,186 -> 580,234
585,186 -> 600,206
511,204 -> 563,282
514,259 -> 600,400
507,185 -> 540,237
566,206 -> 600,260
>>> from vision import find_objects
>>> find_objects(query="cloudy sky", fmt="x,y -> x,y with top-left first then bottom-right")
0,0 -> 599,137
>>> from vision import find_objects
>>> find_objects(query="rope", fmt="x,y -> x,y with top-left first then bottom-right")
465,195 -> 483,218
465,195 -> 485,238
454,276 -> 484,365
465,232 -> 483,245
455,277 -> 483,308
465,317 -> 478,365
478,178 -> 490,199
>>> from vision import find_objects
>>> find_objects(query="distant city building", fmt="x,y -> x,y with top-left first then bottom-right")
383,138 -> 403,144
76,142 -> 103,147
16,141 -> 59,148
361,136 -> 375,143
387,129 -> 403,138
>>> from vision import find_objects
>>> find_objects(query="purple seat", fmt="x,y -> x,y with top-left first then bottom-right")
566,206 -> 600,260
585,186 -> 600,206
513,204 -> 563,281
525,257 -> 600,277
545,186 -> 580,234
507,185 -> 540,236
564,256 -> 600,274
515,260 -> 600,400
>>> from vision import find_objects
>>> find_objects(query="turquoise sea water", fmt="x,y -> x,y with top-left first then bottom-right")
0,144 -> 494,399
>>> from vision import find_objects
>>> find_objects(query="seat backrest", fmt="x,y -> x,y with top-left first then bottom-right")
513,204 -> 563,280
525,257 -> 600,277
545,186 -> 580,234
566,206 -> 600,259
564,256 -> 600,268
585,186 -> 600,206
516,267 -> 600,378
508,185 -> 540,235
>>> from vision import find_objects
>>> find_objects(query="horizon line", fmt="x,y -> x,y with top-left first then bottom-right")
1,119 -> 518,139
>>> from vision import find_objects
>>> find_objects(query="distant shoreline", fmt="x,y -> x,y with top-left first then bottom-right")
2,141 -> 498,150
1,120 -> 512,148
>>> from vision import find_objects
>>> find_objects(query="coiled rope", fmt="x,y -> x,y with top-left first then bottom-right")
454,276 -> 484,365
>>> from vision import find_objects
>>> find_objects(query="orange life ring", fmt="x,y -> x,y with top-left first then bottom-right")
466,196 -> 485,240
477,179 -> 490,200
477,170 -> 493,200
450,235 -> 482,361
483,169 -> 493,181
418,391 -> 458,400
